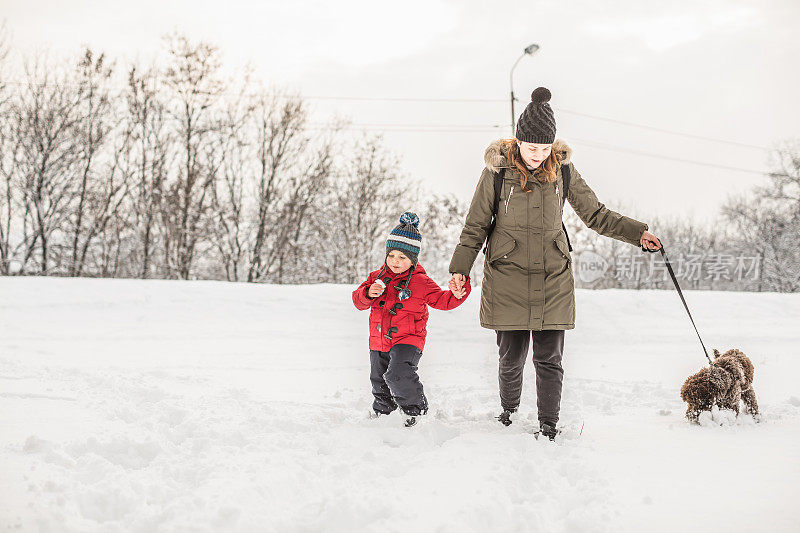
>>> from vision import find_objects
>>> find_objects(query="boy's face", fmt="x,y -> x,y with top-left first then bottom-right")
386,250 -> 413,274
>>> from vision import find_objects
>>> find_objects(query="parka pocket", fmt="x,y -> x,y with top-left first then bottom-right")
489,235 -> 517,264
553,238 -> 572,269
553,237 -> 575,292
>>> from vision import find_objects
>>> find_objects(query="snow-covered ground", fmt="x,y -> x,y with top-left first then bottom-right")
1,276 -> 799,532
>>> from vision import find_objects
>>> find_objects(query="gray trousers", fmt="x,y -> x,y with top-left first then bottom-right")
496,329 -> 565,426
369,343 -> 428,416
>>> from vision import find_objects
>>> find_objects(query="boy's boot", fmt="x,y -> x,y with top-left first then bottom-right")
538,422 -> 558,441
496,407 -> 517,426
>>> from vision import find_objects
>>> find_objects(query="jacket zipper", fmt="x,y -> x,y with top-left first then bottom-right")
505,186 -> 514,214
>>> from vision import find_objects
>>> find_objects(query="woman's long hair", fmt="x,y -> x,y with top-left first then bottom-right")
502,139 -> 560,191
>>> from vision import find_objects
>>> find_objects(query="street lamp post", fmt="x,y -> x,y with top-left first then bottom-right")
510,43 -> 540,134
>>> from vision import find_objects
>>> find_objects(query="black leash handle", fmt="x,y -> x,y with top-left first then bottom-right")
641,243 -> 713,365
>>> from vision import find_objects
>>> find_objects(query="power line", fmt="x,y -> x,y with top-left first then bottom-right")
0,79 -> 781,176
305,124 -> 777,176
301,96 -> 771,151
556,108 -> 769,151
304,94 -> 504,103
0,78 -> 773,151
302,95 -> 771,151
567,137 -> 773,176
307,122 -> 502,131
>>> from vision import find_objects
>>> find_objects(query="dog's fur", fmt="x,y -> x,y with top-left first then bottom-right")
680,348 -> 759,423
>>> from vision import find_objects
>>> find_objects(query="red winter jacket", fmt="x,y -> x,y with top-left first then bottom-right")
352,263 -> 471,352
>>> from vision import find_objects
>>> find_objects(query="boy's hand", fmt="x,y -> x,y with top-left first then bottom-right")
367,282 -> 385,298
448,278 -> 466,300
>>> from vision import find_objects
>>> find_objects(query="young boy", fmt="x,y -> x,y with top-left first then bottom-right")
352,212 -> 471,427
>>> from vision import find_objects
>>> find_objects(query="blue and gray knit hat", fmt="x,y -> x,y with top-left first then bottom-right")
386,212 -> 422,265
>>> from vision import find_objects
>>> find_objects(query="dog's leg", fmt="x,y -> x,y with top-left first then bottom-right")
715,383 -> 741,416
742,387 -> 759,419
686,400 -> 712,424
731,382 -> 742,416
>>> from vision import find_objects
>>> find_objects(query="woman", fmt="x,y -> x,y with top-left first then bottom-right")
449,87 -> 662,440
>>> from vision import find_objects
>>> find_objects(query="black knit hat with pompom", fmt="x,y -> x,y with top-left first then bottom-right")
515,87 -> 556,144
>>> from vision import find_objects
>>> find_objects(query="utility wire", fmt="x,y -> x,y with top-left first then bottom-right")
303,96 -> 771,151
0,78 -> 772,151
556,108 -> 769,151
305,94 -> 504,103
0,79 -> 785,176
567,137 -> 774,176
303,124 -> 779,177
306,122 -> 502,131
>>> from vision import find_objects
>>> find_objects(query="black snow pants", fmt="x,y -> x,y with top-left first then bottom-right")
496,329 -> 565,427
369,343 -> 428,416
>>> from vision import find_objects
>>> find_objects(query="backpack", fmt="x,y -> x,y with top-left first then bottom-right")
482,164 -> 572,255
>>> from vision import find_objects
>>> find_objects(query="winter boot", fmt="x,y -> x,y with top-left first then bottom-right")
404,416 -> 417,427
496,407 -> 517,427
538,423 -> 558,441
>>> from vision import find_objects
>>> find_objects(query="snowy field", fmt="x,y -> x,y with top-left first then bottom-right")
1,276 -> 799,532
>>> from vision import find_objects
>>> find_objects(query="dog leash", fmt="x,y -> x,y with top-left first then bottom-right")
641,243 -> 713,365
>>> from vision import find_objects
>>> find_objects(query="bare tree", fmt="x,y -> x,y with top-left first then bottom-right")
0,21 -> 16,273
209,83 -> 253,281
762,140 -> 800,206
67,48 -> 125,276
161,33 -> 224,279
121,65 -> 171,278
246,92 -> 306,282
270,127 -> 339,283
13,56 -> 82,274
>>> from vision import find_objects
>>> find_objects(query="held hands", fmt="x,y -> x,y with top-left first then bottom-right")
449,273 -> 467,299
640,230 -> 662,252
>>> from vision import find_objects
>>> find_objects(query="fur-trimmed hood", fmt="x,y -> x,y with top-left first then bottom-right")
484,138 -> 573,173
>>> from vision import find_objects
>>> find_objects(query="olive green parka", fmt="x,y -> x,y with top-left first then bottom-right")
448,139 -> 649,331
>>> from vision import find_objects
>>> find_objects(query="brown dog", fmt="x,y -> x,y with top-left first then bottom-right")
680,348 -> 759,423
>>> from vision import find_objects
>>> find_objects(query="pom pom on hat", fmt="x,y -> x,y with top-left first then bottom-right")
516,86 -> 556,143
399,212 -> 420,228
531,87 -> 551,104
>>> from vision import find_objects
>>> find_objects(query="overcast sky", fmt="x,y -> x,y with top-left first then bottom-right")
2,0 -> 798,231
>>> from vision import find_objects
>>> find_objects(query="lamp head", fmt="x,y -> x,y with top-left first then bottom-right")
524,43 -> 540,55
